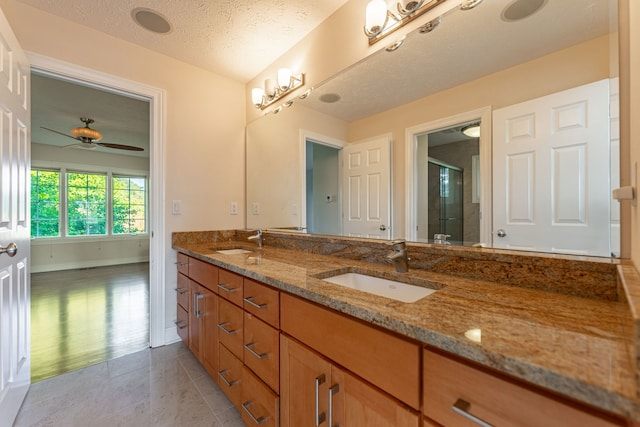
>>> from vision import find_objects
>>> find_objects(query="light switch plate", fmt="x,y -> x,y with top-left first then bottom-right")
172,200 -> 182,215
252,202 -> 260,215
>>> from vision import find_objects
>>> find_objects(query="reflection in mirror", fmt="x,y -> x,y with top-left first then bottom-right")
246,0 -> 619,257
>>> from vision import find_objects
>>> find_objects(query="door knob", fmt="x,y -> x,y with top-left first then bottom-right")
496,229 -> 507,238
379,225 -> 387,231
0,242 -> 17,257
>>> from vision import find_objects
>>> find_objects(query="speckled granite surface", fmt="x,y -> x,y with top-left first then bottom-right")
172,230 -> 638,420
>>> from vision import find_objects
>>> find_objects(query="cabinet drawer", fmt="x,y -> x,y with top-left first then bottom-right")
241,366 -> 279,427
244,312 -> 279,393
423,348 -> 624,427
176,304 -> 189,344
189,257 -> 219,291
243,279 -> 279,328
281,294 -> 420,410
177,252 -> 189,275
176,273 -> 190,310
218,269 -> 244,306
218,343 -> 243,411
218,297 -> 244,360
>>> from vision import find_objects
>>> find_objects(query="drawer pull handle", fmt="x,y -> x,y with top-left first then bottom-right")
242,401 -> 267,425
328,384 -> 339,427
175,261 -> 188,266
173,320 -> 187,330
174,287 -> 187,295
193,292 -> 204,318
452,398 -> 494,427
315,374 -> 326,426
244,342 -> 268,359
218,283 -> 240,293
218,322 -> 239,335
244,296 -> 268,309
218,369 -> 238,387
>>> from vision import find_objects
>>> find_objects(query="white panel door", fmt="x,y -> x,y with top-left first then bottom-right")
342,136 -> 391,239
493,80 -> 610,256
0,6 -> 30,427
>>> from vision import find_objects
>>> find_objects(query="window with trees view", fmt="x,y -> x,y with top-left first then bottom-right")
30,168 -> 147,239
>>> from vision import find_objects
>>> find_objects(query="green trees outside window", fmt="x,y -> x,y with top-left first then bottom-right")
30,169 -> 60,238
30,168 -> 147,238
67,172 -> 107,236
113,176 -> 146,234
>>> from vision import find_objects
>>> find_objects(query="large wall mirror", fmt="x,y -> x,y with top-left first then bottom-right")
246,0 -> 619,258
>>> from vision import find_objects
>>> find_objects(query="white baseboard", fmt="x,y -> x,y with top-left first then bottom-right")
31,256 -> 150,273
164,326 -> 181,346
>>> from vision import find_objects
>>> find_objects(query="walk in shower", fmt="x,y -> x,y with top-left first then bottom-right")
427,158 -> 463,242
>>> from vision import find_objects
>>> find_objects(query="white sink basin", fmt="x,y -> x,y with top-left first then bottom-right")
322,273 -> 437,303
216,248 -> 252,255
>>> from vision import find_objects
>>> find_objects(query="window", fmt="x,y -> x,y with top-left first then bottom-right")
112,176 -> 147,234
67,172 -> 107,236
30,167 -> 148,239
30,169 -> 60,238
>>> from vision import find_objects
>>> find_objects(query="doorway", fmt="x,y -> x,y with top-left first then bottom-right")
28,54 -> 165,378
306,140 -> 341,235
427,159 -> 464,242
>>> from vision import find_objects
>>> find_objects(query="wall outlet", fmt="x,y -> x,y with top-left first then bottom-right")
291,203 -> 298,215
252,202 -> 260,215
230,201 -> 238,215
172,200 -> 182,215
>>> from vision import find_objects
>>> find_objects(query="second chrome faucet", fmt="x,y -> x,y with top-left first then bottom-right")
386,239 -> 409,273
248,229 -> 263,249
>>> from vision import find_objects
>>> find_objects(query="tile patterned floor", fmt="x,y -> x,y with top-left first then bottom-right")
14,342 -> 244,427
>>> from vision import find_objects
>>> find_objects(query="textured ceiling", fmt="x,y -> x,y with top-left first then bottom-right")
17,0 -> 350,82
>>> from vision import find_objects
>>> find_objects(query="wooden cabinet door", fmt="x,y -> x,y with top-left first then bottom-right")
218,297 -> 244,360
280,335 -> 331,427
241,367 -> 279,427
201,290 -> 219,378
189,280 -> 204,358
330,366 -> 420,427
244,312 -> 279,393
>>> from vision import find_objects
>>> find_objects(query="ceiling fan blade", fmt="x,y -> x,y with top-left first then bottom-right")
41,126 -> 79,141
63,142 -> 97,150
96,142 -> 144,152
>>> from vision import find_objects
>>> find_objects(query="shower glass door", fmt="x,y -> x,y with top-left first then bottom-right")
427,159 -> 463,242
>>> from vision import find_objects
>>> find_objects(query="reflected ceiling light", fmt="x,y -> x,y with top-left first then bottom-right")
364,0 -> 484,45
461,123 -> 481,138
464,328 -> 482,343
252,67 -> 305,110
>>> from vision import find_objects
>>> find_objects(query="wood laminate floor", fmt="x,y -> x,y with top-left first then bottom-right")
30,262 -> 150,382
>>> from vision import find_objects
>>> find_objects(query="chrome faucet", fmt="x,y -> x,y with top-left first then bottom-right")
434,233 -> 451,245
247,229 -> 263,249
385,239 -> 409,273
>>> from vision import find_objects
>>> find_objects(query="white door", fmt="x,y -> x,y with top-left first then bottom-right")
493,80 -> 610,256
342,136 -> 391,238
0,7 -> 31,427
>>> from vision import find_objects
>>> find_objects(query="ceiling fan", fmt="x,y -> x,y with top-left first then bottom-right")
41,117 -> 144,152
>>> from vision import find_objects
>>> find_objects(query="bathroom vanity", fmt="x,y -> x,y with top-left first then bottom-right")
172,230 -> 639,426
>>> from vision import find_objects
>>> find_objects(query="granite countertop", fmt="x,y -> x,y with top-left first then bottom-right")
173,240 -> 638,421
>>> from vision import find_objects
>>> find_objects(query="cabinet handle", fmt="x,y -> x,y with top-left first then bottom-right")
218,322 -> 239,335
218,369 -> 238,387
244,342 -> 268,359
315,374 -> 326,426
173,320 -> 187,330
328,384 -> 339,427
218,283 -> 239,293
241,401 -> 267,425
193,292 -> 204,318
244,296 -> 268,309
452,398 -> 494,427
175,261 -> 188,266
174,287 -> 187,295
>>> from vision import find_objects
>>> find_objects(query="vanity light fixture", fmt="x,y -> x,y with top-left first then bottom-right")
461,123 -> 481,138
252,68 -> 305,110
364,0 -> 484,45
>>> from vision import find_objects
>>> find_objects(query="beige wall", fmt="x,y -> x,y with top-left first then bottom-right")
246,104 -> 348,229
0,0 -> 246,334
348,35 -> 613,238
623,0 -> 640,268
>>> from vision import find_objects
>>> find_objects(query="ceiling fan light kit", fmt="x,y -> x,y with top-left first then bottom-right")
70,117 -> 102,142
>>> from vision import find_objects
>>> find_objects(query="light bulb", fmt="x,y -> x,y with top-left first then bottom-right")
277,68 -> 292,91
365,0 -> 388,35
251,87 -> 265,108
